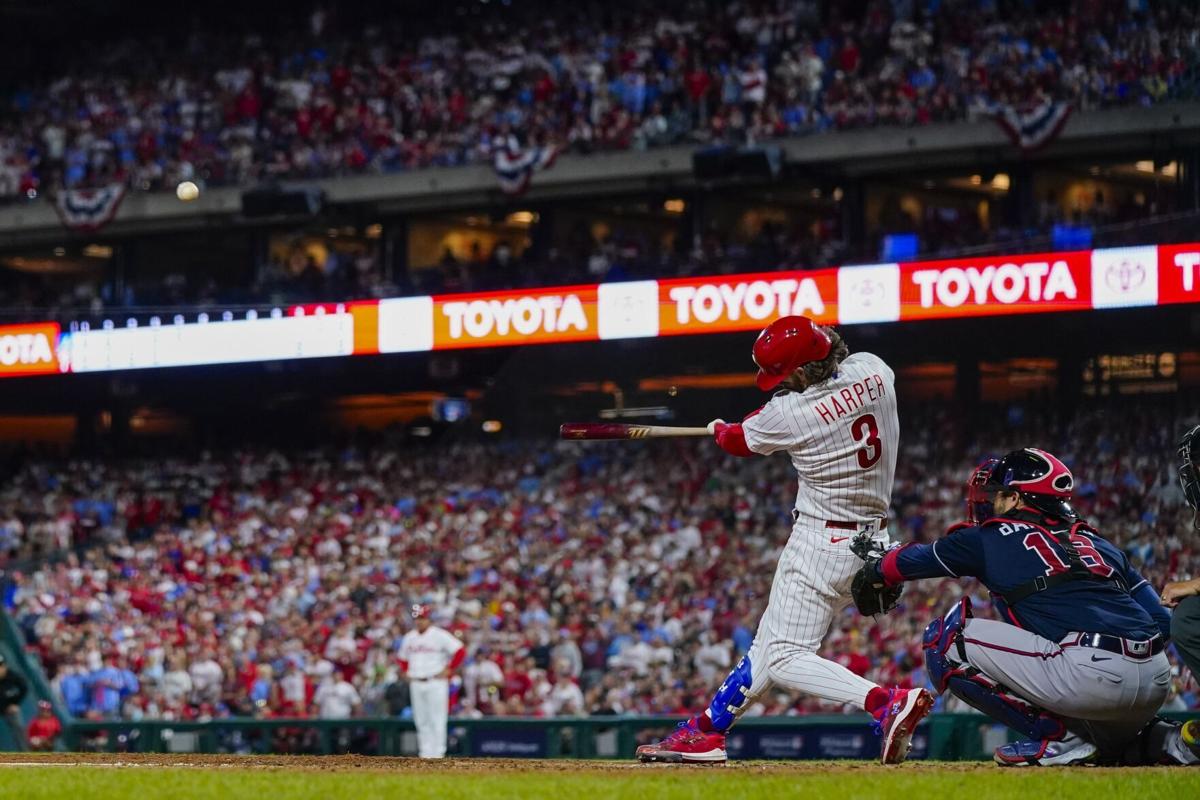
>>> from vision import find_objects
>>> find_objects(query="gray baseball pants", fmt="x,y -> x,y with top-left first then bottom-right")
960,618 -> 1170,757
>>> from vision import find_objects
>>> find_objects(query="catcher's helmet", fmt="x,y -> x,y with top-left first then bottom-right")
752,315 -> 832,391
1180,424 -> 1200,528
969,448 -> 1077,522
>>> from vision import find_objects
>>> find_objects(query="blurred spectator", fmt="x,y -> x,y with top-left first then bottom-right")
0,394 -> 1195,721
0,0 -> 1196,207
25,700 -> 61,751
314,672 -> 361,720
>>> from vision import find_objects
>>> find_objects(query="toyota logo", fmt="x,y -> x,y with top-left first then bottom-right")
852,279 -> 884,307
615,294 -> 640,323
1104,260 -> 1146,293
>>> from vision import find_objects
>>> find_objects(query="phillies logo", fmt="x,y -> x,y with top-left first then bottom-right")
1104,260 -> 1146,294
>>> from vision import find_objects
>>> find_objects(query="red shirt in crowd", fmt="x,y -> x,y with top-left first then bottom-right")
27,714 -> 62,744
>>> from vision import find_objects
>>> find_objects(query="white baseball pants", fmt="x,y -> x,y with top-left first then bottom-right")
718,523 -> 885,726
410,677 -> 450,758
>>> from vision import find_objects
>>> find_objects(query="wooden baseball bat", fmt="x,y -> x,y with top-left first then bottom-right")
559,422 -> 711,440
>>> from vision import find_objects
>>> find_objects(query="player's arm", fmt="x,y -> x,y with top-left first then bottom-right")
709,395 -> 799,458
397,635 -> 411,674
876,525 -> 986,586
1128,574 -> 1172,639
707,419 -> 753,457
442,632 -> 466,678
1133,580 -> 1173,639
1162,577 -> 1200,607
1098,537 -> 1173,638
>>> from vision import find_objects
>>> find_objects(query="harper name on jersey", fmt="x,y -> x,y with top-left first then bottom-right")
812,372 -> 888,425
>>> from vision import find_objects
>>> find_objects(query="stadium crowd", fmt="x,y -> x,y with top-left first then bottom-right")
1,0 -> 1197,200
0,396 -> 1196,724
3,197 -> 1193,328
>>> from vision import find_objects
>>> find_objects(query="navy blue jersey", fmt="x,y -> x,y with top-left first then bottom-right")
882,513 -> 1171,642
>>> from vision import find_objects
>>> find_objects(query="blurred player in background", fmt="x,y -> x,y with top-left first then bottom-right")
1160,424 -> 1200,757
0,654 -> 29,751
398,604 -> 465,758
636,315 -> 932,766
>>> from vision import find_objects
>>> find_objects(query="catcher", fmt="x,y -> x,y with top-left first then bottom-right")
851,448 -> 1198,766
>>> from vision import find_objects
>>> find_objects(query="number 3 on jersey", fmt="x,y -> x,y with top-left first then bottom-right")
850,414 -> 882,468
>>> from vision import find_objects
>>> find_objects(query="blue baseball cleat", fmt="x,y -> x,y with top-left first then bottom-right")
994,735 -> 1096,767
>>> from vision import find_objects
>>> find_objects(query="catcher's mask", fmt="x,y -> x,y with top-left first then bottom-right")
1180,424 -> 1200,529
965,458 -> 999,524
967,448 -> 1077,524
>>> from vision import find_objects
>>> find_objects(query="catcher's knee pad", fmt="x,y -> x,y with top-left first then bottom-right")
922,597 -> 972,694
923,599 -> 1063,741
707,654 -> 754,731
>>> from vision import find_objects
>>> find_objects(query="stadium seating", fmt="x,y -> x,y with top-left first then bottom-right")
2,396 -> 1196,720
0,0 -> 1196,201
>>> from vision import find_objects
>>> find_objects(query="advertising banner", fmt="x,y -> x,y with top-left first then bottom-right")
0,322 -> 62,377
897,250 -> 1092,320
431,285 -> 600,350
725,724 -> 930,760
11,242 -> 1200,377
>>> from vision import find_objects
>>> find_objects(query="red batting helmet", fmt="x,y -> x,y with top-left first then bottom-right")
752,316 -> 832,391
975,448 -> 1077,521
411,603 -> 432,620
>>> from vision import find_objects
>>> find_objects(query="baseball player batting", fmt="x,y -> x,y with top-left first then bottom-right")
851,449 -> 1199,766
636,315 -> 933,766
397,604 -> 465,759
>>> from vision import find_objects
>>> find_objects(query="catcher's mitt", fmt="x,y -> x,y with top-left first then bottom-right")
849,532 -> 903,616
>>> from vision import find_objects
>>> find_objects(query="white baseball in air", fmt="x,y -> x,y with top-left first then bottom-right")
176,181 -> 200,201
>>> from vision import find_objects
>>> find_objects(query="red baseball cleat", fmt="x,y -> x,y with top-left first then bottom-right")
873,687 -> 934,765
636,720 -> 727,764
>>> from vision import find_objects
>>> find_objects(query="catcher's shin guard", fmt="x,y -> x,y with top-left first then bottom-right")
922,596 -> 973,692
922,599 -> 1065,741
706,654 -> 755,731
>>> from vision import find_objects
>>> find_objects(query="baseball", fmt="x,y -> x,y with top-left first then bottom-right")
176,181 -> 200,201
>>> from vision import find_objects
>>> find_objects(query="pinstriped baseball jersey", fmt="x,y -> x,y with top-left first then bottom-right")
742,352 -> 898,523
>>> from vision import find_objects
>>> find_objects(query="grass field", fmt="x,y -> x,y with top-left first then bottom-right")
0,754 -> 1198,800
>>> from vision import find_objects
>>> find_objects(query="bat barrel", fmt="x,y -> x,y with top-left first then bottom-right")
559,423 -> 711,440
559,423 -> 641,440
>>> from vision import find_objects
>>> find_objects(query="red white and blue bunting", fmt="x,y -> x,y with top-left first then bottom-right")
493,141 -> 559,196
53,184 -> 127,232
991,100 -> 1072,153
